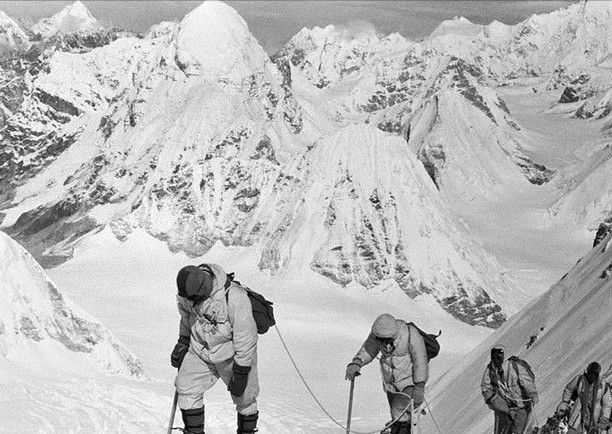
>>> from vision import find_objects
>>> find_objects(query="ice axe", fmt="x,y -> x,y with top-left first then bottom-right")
346,377 -> 356,434
167,390 -> 179,434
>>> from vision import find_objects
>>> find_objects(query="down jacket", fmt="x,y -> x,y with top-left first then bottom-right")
351,319 -> 428,392
481,358 -> 538,411
556,374 -> 612,433
177,263 -> 257,367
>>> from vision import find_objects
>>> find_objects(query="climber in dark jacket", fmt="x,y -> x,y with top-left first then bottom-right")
556,362 -> 612,434
481,346 -> 538,434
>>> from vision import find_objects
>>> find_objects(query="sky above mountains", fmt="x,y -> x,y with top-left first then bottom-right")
1,0 -> 575,53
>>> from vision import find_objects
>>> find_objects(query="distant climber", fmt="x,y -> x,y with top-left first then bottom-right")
171,264 -> 259,434
526,335 -> 537,349
404,124 -> 411,144
555,362 -> 612,434
481,345 -> 538,434
345,313 -> 429,434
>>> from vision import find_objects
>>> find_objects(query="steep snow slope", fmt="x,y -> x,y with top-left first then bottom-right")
424,231 -> 612,434
0,230 -> 176,433
0,230 -> 144,377
551,144 -> 612,231
46,227 -> 494,434
31,1 -> 100,38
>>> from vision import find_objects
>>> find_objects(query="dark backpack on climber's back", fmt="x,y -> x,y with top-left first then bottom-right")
509,356 -> 536,384
409,322 -> 441,361
226,273 -> 276,334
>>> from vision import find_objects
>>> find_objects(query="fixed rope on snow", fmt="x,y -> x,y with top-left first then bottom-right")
274,324 -> 436,434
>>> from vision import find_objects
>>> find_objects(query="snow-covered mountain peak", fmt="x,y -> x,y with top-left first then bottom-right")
31,0 -> 100,38
0,10 -> 30,49
0,231 -> 145,378
429,16 -> 483,39
175,0 -> 268,79
481,20 -> 512,40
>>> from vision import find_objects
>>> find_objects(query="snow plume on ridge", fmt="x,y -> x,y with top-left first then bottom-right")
0,231 -> 146,378
31,1 -> 101,38
334,19 -> 383,41
423,231 -> 612,434
259,124 -> 520,327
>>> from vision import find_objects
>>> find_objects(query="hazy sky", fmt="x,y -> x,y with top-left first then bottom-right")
1,1 -> 576,53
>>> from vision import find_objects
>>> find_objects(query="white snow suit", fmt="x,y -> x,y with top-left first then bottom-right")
351,320 -> 428,422
557,374 -> 612,434
174,264 -> 259,415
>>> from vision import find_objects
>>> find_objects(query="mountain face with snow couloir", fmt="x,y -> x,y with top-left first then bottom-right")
0,0 -> 611,328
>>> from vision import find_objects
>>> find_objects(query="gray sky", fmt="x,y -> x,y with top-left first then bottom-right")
1,1 -> 576,53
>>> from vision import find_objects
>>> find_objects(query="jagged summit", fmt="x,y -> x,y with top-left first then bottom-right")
175,0 -> 268,79
31,0 -> 100,38
0,10 -> 30,50
0,231 -> 145,378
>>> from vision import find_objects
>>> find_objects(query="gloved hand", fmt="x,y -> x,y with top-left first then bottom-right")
345,362 -> 361,381
171,335 -> 190,368
228,363 -> 251,397
412,382 -> 425,406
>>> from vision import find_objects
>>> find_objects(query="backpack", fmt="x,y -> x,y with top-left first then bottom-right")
225,273 -> 276,335
408,322 -> 441,361
509,356 -> 536,384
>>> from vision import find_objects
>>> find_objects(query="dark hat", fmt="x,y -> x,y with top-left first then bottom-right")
491,345 -> 505,357
176,265 -> 213,302
587,362 -> 601,375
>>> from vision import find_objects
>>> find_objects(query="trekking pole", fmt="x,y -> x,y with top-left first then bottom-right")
346,378 -> 356,434
167,390 -> 178,434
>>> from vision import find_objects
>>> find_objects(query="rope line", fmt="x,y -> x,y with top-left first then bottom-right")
274,325 -> 419,434
424,397 -> 444,434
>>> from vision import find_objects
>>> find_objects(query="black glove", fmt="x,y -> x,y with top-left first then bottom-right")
412,382 -> 425,406
228,363 -> 251,397
345,362 -> 361,381
171,335 -> 190,368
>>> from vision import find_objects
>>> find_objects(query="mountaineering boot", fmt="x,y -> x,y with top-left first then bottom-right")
181,407 -> 205,434
237,411 -> 258,434
390,421 -> 411,434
